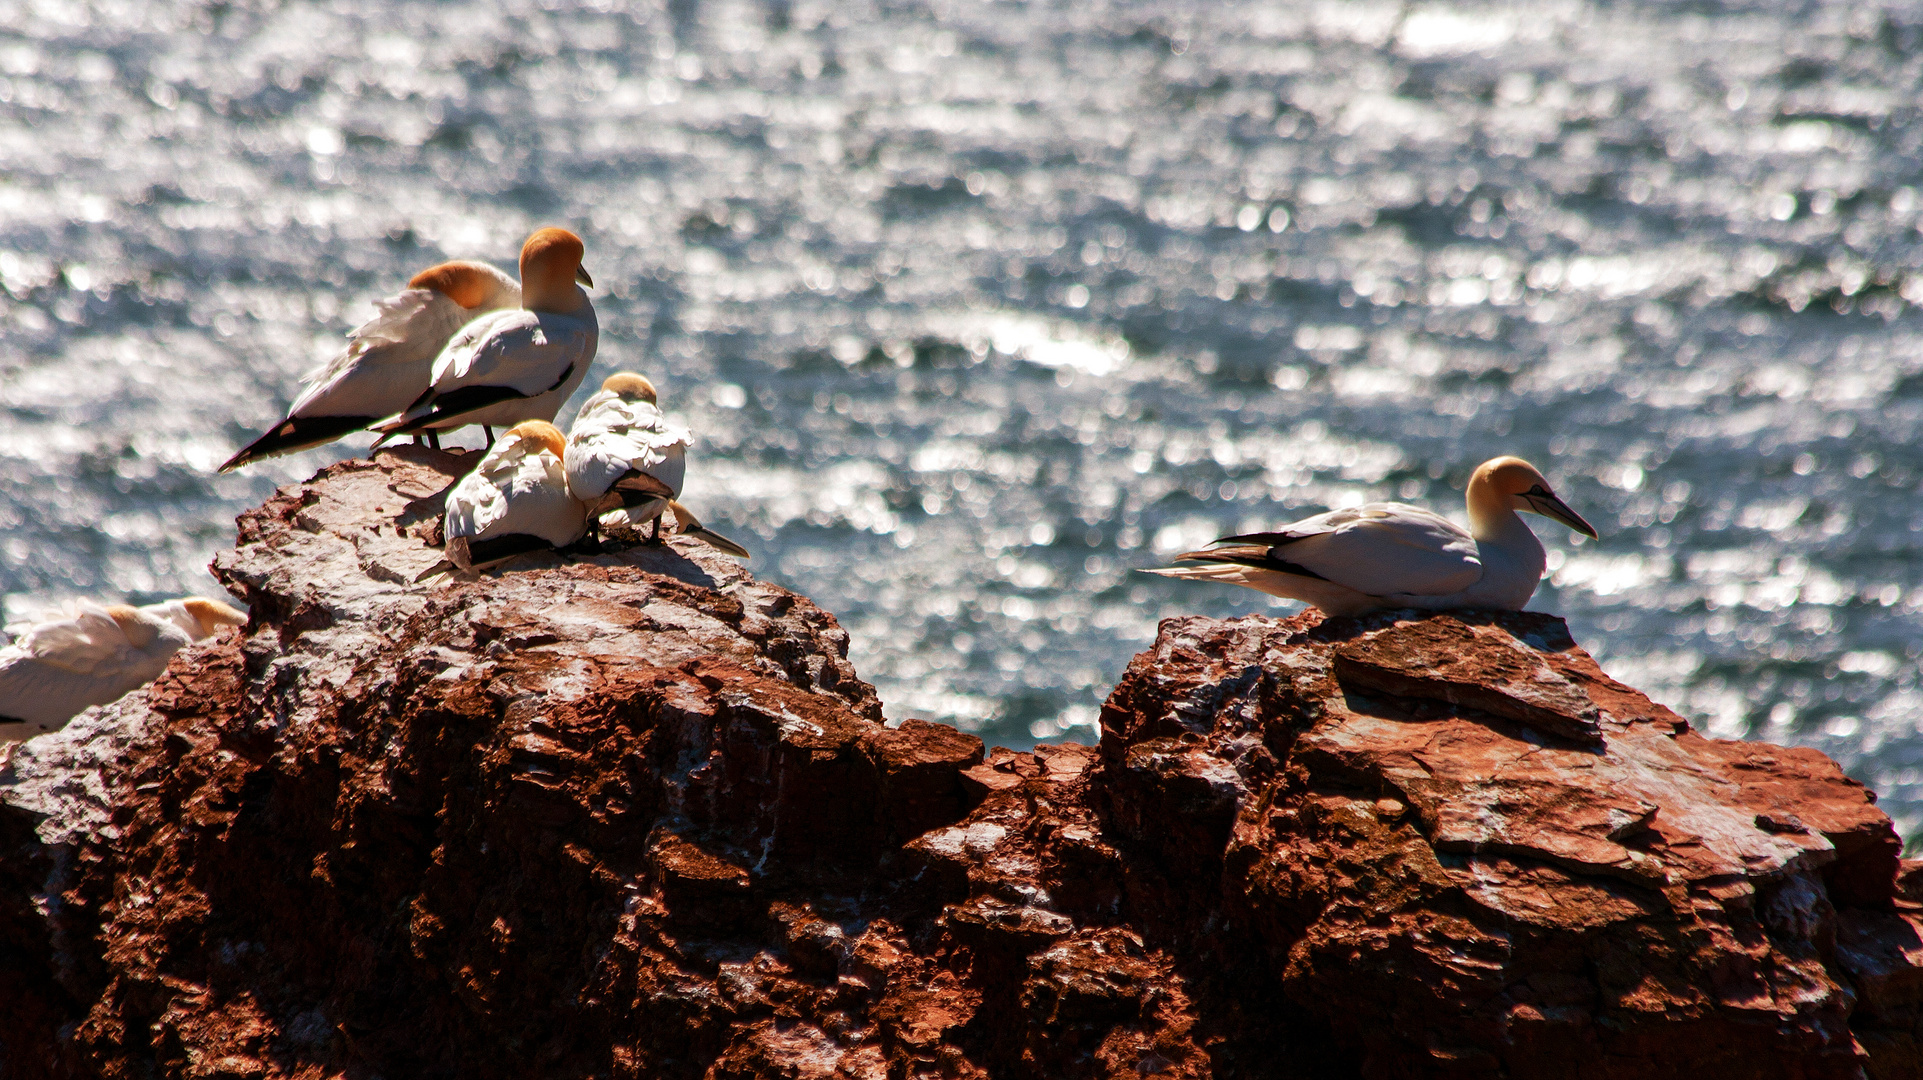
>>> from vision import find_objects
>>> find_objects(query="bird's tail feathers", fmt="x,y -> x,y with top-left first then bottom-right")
1139,563 -> 1269,587
219,414 -> 377,472
684,525 -> 751,559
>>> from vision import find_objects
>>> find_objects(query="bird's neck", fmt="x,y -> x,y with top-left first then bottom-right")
1465,483 -> 1519,544
522,278 -> 587,315
1468,499 -> 1547,596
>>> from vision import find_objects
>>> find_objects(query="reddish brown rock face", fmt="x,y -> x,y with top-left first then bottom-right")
0,452 -> 1917,1079
1101,610 -> 1912,1079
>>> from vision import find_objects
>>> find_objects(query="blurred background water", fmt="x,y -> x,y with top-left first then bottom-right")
5,0 -> 1923,838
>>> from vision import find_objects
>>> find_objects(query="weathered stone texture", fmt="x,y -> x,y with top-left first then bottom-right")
1,450 -> 1918,1079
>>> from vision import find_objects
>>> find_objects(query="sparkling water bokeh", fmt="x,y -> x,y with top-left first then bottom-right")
5,0 -> 1923,838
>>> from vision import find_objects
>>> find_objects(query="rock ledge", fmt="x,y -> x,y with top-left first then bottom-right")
1,449 -> 1920,1079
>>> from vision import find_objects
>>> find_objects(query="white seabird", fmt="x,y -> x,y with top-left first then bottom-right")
419,419 -> 587,579
563,372 -> 689,543
1144,456 -> 1598,615
0,597 -> 247,739
219,260 -> 521,471
374,228 -> 597,447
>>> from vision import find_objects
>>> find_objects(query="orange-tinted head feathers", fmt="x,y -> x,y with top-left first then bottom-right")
407,261 -> 509,309
1472,456 -> 1549,497
506,419 -> 568,459
105,604 -> 160,649
519,228 -> 589,312
601,372 -> 658,403
183,598 -> 246,637
1467,456 -> 1597,539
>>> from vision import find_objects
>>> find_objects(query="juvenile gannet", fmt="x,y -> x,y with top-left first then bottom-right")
418,420 -> 587,579
0,597 -> 246,738
219,260 -> 520,470
1144,456 -> 1597,615
665,500 -> 751,559
563,373 -> 690,542
375,228 -> 597,447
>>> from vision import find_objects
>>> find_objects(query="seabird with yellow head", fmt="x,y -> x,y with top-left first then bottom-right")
219,259 -> 520,470
1144,456 -> 1597,615
375,228 -> 597,448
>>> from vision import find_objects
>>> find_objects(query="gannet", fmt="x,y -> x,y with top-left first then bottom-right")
219,260 -> 520,470
1144,456 -> 1598,615
0,597 -> 246,738
665,500 -> 751,559
418,420 -> 587,579
374,228 -> 597,447
563,373 -> 689,543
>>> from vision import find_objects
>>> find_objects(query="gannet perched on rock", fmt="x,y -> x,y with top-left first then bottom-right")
375,228 -> 596,447
220,259 -> 520,470
1145,456 -> 1597,615
418,420 -> 587,578
563,372 -> 689,542
0,597 -> 246,738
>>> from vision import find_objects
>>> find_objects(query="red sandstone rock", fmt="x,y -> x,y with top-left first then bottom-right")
0,452 -> 1917,1079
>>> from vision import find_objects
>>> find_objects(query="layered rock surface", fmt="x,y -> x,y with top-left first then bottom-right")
2,449 -> 1920,1078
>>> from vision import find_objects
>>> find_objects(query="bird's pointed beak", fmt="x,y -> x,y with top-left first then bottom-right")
575,265 -> 594,288
1526,490 -> 1599,539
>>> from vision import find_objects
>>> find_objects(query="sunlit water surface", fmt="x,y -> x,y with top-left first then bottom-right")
6,0 -> 1923,839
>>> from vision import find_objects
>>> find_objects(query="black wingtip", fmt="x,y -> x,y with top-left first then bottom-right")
1172,547 -> 1331,581
218,414 -> 380,472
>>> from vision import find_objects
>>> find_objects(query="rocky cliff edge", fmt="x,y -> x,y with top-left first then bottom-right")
2,447 -> 1921,1079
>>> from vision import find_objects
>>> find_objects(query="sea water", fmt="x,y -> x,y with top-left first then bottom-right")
4,0 -> 1923,839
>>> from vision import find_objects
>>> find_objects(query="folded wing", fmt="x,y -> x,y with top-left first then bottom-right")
565,395 -> 690,504
380,310 -> 593,433
1207,504 -> 1483,597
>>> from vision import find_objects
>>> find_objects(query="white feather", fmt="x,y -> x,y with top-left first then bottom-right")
1246,504 -> 1484,597
564,390 -> 690,525
290,268 -> 519,420
0,600 -> 220,732
385,293 -> 597,432
444,430 -> 588,549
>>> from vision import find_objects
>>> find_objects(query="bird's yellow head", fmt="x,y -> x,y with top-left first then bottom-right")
105,604 -> 160,649
601,372 -> 659,404
519,228 -> 592,312
1475,457 -> 1550,498
506,419 -> 568,460
408,261 -> 509,310
183,598 -> 247,637
1469,456 -> 1598,538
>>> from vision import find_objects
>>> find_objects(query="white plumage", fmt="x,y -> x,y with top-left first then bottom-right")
565,373 -> 689,535
375,228 -> 597,442
0,597 -> 246,737
433,420 -> 586,573
1145,456 -> 1597,615
220,261 -> 519,471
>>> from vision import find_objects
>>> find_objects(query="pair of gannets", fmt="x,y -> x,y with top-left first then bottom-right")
220,228 -> 596,471
0,597 -> 246,739
421,374 -> 748,578
1146,457 -> 1597,615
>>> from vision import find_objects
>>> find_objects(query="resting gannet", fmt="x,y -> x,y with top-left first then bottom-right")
418,420 -> 587,578
564,373 -> 689,542
666,500 -> 751,559
219,261 -> 521,471
375,228 -> 596,447
0,597 -> 246,738
1145,456 -> 1597,615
